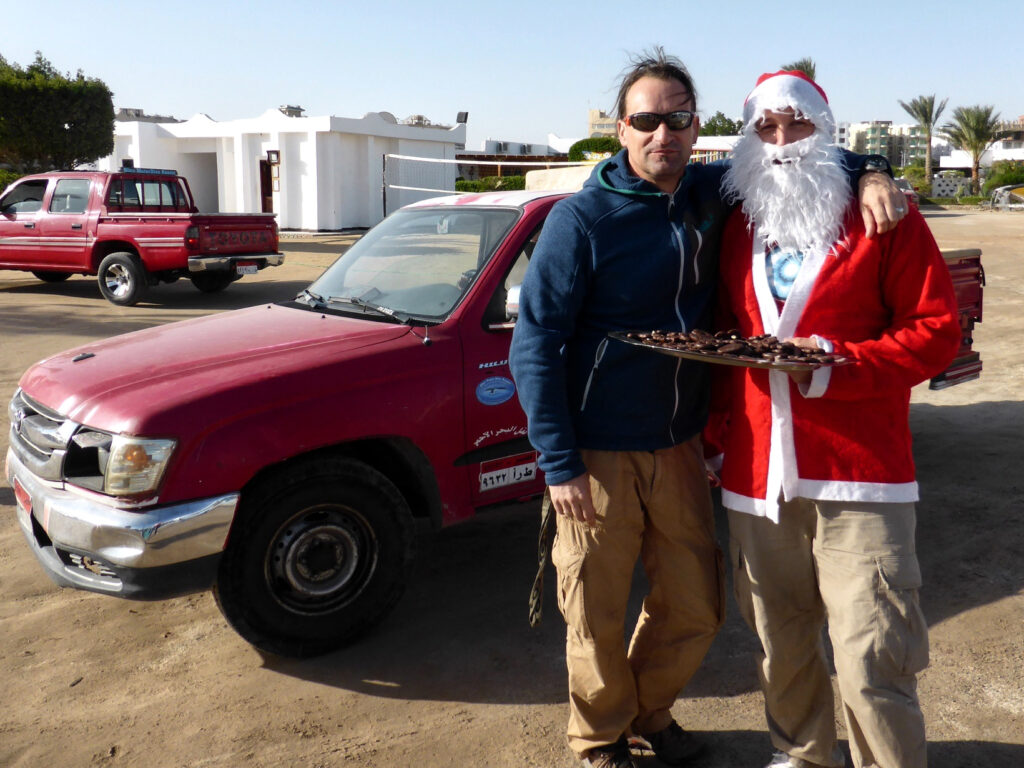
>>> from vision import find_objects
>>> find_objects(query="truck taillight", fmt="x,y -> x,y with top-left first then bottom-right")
185,226 -> 200,250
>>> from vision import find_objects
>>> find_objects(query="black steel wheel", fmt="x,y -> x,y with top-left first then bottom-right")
190,272 -> 237,293
97,252 -> 148,306
32,271 -> 72,283
213,457 -> 416,657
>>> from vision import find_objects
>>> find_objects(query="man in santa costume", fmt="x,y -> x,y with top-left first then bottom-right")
712,71 -> 961,768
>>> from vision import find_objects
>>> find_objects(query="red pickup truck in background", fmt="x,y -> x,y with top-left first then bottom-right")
4,189 -> 984,659
0,168 -> 283,305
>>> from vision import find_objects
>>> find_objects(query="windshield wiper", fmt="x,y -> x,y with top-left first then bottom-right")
328,295 -> 411,324
296,288 -> 328,309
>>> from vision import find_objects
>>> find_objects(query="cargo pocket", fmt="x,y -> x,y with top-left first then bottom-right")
874,554 -> 929,677
551,526 -> 591,640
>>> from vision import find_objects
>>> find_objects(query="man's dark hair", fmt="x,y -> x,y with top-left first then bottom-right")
615,46 -> 698,119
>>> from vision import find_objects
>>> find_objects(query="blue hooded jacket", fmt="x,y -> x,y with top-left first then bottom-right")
509,150 -> 731,485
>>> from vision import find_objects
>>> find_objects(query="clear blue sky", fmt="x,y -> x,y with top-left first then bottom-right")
3,0 -> 1020,149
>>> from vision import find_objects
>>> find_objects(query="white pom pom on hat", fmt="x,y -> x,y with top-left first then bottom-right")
742,70 -> 835,136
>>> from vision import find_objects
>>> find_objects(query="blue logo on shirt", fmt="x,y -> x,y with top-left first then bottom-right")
767,246 -> 804,301
476,376 -> 516,406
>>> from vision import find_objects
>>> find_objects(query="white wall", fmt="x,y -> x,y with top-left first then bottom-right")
100,110 -> 466,229
940,145 -> 1024,171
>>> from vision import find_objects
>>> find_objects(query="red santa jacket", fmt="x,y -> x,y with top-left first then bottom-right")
712,204 -> 961,521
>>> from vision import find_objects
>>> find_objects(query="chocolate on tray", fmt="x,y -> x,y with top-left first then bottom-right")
623,329 -> 840,365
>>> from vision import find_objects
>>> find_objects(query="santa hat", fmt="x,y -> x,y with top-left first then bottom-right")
742,70 -> 835,136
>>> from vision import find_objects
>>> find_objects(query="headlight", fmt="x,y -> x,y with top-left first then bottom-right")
104,436 -> 176,496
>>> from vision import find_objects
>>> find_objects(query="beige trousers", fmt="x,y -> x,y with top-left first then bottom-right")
551,438 -> 724,757
728,499 -> 929,768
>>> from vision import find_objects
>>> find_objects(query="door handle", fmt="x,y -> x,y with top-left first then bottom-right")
24,223 -> 35,229
71,223 -> 83,230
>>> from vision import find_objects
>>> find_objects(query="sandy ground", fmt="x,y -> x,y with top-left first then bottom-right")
1,212 -> 1022,768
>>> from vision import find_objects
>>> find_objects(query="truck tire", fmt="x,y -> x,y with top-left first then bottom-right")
213,456 -> 417,657
190,272 -> 237,293
32,271 -> 72,283
97,252 -> 148,306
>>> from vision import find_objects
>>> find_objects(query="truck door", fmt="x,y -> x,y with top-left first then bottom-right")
35,177 -> 92,268
0,178 -> 50,269
461,223 -> 546,507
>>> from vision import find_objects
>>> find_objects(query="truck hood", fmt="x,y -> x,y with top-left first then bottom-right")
18,304 -> 411,434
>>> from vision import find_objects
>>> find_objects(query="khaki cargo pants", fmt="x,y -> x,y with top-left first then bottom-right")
728,499 -> 929,768
551,438 -> 724,757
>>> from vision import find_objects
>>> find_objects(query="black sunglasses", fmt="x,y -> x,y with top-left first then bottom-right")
624,111 -> 695,132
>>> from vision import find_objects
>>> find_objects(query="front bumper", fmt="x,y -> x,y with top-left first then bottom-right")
6,448 -> 237,599
188,252 -> 285,272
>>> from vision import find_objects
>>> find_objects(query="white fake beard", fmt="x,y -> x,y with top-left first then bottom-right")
722,130 -> 852,257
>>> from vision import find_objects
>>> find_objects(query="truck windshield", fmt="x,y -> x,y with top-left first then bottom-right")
304,206 -> 520,320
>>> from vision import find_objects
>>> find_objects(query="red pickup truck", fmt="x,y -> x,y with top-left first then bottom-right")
0,168 -> 283,305
4,190 -> 983,658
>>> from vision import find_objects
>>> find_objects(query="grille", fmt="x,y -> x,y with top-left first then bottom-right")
9,389 -> 69,481
9,389 -> 111,490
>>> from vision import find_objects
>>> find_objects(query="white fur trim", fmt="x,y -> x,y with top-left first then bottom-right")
722,490 -> 767,516
743,73 -> 835,137
797,479 -> 919,502
725,480 -> 920,519
706,452 -> 723,473
800,365 -> 831,399
749,226 -> 832,521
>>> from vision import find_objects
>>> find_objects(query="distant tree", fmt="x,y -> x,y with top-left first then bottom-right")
0,51 -> 114,172
780,57 -> 816,80
700,111 -> 742,136
941,105 -> 1005,193
568,136 -> 621,162
898,94 -> 947,184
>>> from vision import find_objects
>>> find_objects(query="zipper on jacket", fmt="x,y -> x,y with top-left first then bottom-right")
668,212 -> 689,444
670,223 -> 688,331
580,337 -> 609,412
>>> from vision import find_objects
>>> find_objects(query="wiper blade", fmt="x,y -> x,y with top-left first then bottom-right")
329,295 -> 411,324
297,288 -> 328,309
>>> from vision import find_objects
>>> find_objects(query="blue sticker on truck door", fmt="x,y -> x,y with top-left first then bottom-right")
476,376 -> 515,406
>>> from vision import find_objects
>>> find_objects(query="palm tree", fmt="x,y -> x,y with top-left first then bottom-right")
941,106 -> 1005,193
780,58 -> 816,81
898,95 -> 947,184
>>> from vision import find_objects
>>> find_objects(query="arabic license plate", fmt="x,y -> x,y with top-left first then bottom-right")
235,261 -> 258,275
479,452 -> 537,493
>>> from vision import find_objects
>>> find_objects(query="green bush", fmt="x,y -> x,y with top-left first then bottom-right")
982,160 -> 1024,195
568,136 -> 621,162
455,175 -> 526,193
900,166 -> 930,196
0,169 -> 23,191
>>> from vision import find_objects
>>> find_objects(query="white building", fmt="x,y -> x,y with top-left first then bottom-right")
96,108 -> 467,230
939,138 -> 1024,172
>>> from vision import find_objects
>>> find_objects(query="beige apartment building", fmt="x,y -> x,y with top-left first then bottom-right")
844,121 -> 926,166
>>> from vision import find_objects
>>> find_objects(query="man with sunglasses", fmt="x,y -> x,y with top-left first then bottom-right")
509,49 -> 905,768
